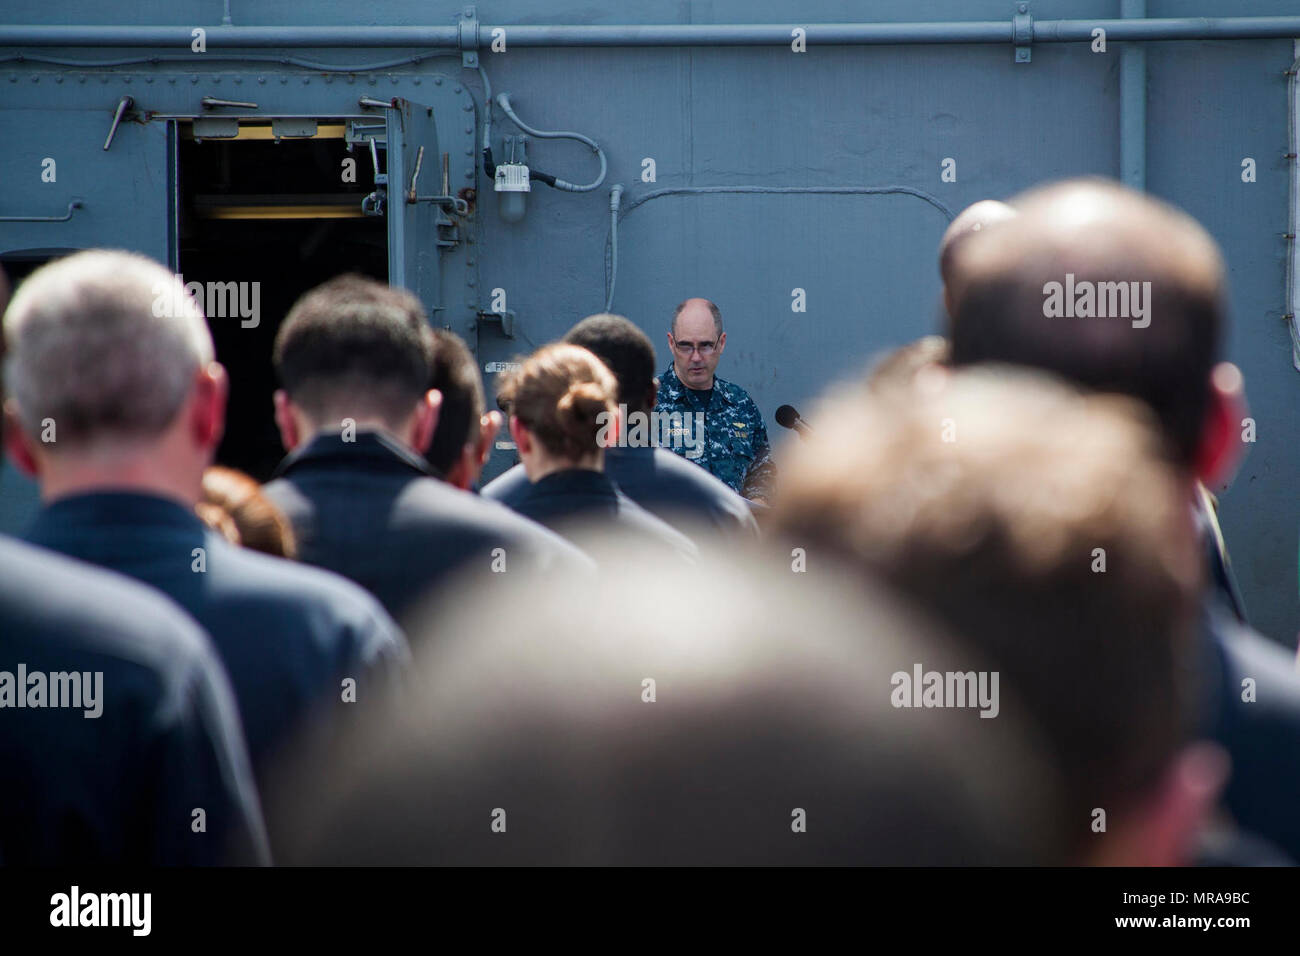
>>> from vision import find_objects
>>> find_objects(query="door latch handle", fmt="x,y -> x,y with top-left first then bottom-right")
200,97 -> 258,110
103,96 -> 133,151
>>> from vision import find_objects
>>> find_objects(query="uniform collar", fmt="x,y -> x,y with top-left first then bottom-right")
34,490 -> 206,533
273,429 -> 434,479
661,365 -> 735,409
531,468 -> 619,498
606,445 -> 653,461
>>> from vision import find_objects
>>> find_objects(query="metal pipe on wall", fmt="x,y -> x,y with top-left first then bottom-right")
2,17 -> 1300,49
1287,40 -> 1300,370
1120,0 -> 1147,191
492,18 -> 1300,46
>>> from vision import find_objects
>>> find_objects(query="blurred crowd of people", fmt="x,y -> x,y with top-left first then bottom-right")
2,176 -> 1298,866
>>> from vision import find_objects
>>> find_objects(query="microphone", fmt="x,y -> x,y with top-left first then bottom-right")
775,404 -> 812,437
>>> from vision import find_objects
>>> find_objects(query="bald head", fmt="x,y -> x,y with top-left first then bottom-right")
938,200 -> 1017,314
946,179 -> 1226,466
671,297 -> 722,339
669,297 -> 726,390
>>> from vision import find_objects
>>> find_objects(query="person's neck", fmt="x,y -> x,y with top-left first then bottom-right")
39,454 -> 202,509
303,417 -> 409,449
525,451 -> 604,483
679,372 -> 714,391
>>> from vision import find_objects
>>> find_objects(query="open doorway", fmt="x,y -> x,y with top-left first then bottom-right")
177,120 -> 387,480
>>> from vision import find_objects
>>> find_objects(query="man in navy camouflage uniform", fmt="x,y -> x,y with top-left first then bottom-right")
654,298 -> 775,502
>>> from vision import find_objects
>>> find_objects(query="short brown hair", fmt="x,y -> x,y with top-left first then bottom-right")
274,275 -> 433,430
770,367 -> 1202,855
497,344 -> 616,462
425,329 -> 484,478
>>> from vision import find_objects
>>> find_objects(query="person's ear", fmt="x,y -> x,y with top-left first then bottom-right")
445,453 -> 471,490
715,330 -> 727,355
409,388 -> 442,454
1194,363 -> 1247,491
645,380 -> 659,410
191,363 -> 228,453
3,402 -> 40,478
477,410 -> 502,468
1100,742 -> 1229,866
447,411 -> 501,490
273,389 -> 301,452
508,414 -> 531,457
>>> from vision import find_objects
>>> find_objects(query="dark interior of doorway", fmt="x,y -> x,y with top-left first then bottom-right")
178,124 -> 387,480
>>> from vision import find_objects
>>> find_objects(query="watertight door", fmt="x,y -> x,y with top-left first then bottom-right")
0,108 -> 171,265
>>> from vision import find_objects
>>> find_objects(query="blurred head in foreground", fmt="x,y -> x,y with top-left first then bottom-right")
771,366 -> 1224,864
279,548 -> 1060,864
938,199 -> 1017,318
945,178 -> 1240,487
866,334 -> 950,395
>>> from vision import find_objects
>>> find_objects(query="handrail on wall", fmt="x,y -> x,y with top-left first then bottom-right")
0,200 -> 83,223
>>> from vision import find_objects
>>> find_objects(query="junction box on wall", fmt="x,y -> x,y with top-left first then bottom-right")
494,134 -> 530,223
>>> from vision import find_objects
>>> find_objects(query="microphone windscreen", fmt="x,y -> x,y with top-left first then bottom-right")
775,405 -> 800,429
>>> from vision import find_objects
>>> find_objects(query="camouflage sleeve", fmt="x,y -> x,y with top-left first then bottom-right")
741,445 -> 776,503
741,415 -> 777,503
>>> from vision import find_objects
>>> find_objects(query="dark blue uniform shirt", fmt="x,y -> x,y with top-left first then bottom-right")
1188,490 -> 1300,859
25,492 -> 408,785
0,534 -> 268,865
263,430 -> 594,620
483,445 -> 759,544
503,468 -> 698,563
1197,601 -> 1300,861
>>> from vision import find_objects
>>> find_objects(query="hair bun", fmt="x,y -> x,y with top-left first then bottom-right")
506,343 -> 617,460
556,380 -> 608,425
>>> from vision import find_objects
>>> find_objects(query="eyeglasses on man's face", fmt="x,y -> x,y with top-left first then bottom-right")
672,337 -> 718,357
